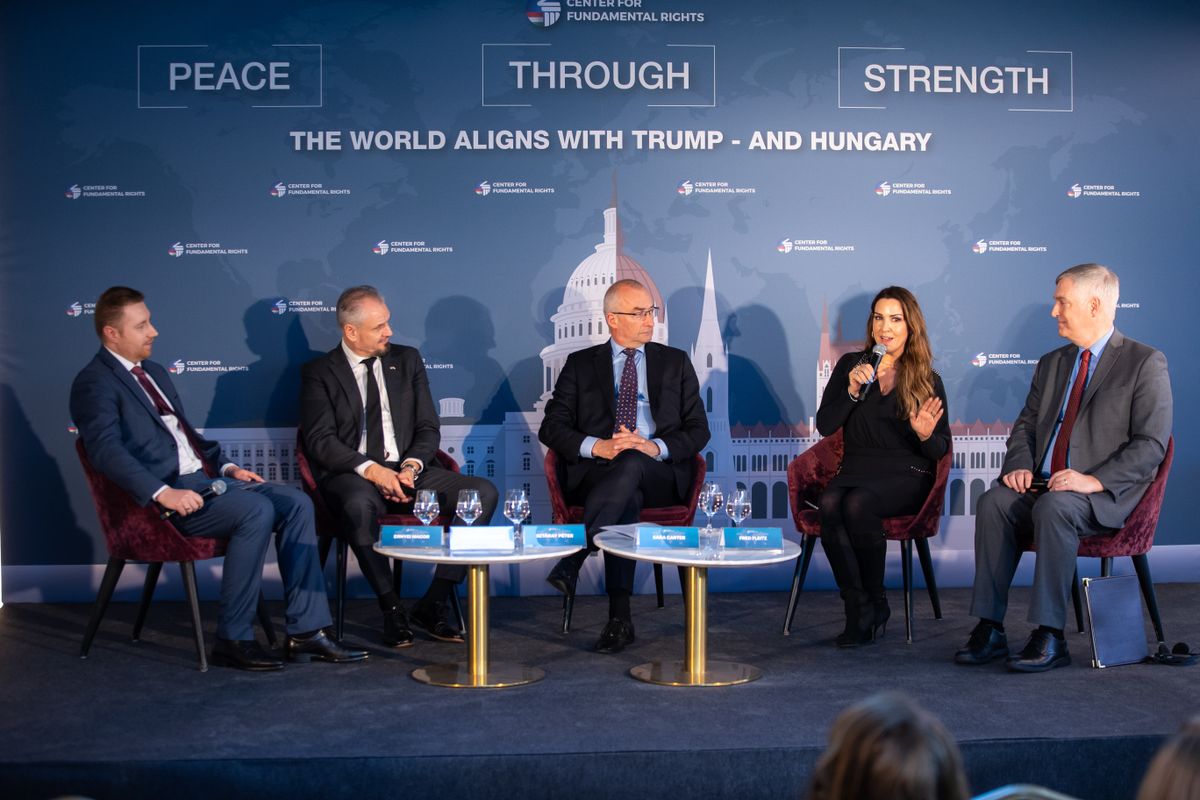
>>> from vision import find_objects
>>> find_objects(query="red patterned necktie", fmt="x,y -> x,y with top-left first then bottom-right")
131,365 -> 214,476
614,348 -> 639,434
1049,349 -> 1092,474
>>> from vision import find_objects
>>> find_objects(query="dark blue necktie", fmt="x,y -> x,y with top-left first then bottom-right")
614,348 -> 639,433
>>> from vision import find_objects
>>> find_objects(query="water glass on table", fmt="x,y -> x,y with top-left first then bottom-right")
698,482 -> 724,558
503,488 -> 530,550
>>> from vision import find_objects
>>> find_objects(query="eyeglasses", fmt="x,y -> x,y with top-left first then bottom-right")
609,306 -> 659,320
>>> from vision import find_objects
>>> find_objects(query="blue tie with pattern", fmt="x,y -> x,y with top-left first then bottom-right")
614,348 -> 639,434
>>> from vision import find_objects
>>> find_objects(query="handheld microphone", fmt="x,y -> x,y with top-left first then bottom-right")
862,344 -> 888,389
160,479 -> 227,519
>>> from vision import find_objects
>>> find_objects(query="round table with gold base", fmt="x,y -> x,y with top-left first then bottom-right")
595,531 -> 801,687
374,543 -> 582,689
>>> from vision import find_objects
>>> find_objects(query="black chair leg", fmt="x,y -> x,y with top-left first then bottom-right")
914,538 -> 942,619
1100,557 -> 1113,578
393,559 -> 404,597
132,562 -> 163,642
178,561 -> 208,672
257,593 -> 277,647
318,535 -> 332,568
901,540 -> 914,644
654,563 -> 665,608
783,536 -> 816,635
1070,567 -> 1084,633
1132,554 -> 1166,644
81,557 -> 126,658
335,538 -> 348,642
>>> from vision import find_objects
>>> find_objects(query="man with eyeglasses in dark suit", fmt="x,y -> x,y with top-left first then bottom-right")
539,279 -> 710,653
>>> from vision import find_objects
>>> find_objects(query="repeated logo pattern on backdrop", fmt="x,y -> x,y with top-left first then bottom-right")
2,0 -> 1195,595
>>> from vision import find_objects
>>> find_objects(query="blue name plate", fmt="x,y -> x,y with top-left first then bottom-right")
637,526 -> 699,549
722,527 -> 784,549
524,524 -> 586,548
379,525 -> 442,548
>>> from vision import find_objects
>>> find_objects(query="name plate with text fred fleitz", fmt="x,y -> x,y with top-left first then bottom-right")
721,527 -> 784,550
637,526 -> 699,549
524,524 -> 586,548
379,525 -> 442,548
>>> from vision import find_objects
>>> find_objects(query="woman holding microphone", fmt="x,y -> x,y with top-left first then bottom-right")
816,287 -> 950,647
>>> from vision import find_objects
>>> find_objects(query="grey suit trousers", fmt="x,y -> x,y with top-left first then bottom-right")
970,485 -> 1113,629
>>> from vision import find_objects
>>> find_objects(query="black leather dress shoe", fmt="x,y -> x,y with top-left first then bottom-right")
954,621 -> 1009,665
286,629 -> 369,663
211,638 -> 284,671
1008,629 -> 1071,673
411,599 -> 465,643
593,618 -> 635,654
382,608 -> 415,648
546,557 -> 580,597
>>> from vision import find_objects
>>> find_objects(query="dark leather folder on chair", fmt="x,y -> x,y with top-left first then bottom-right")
1082,575 -> 1148,668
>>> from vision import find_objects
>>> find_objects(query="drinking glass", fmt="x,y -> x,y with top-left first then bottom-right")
726,488 -> 751,527
413,490 -> 440,526
699,482 -> 724,532
456,488 -> 482,526
504,488 -> 530,549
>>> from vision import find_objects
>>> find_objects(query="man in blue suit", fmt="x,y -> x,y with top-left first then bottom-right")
70,286 -> 367,671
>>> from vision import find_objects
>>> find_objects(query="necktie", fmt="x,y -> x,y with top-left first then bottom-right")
1049,349 -> 1092,474
613,348 -> 639,434
130,365 -> 213,476
361,357 -> 387,462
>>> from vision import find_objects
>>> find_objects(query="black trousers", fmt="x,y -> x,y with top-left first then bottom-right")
566,450 -> 685,596
319,465 -> 499,597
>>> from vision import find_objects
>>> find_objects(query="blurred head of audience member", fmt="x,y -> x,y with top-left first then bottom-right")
808,692 -> 968,800
1138,716 -> 1200,800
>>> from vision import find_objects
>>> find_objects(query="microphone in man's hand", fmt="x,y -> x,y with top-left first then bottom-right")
160,479 -> 227,519
862,344 -> 888,390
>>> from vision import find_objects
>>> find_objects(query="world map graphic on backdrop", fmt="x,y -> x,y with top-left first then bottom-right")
1,0 -> 1195,598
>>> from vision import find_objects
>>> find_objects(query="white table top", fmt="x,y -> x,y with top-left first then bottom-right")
373,543 -> 582,566
594,531 -> 800,568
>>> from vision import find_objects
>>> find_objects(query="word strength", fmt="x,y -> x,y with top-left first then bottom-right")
288,129 -> 933,153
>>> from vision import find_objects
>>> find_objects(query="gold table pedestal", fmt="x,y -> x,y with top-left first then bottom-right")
629,564 -> 763,688
410,563 -> 545,689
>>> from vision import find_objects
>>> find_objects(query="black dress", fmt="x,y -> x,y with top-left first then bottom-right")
817,350 -> 950,514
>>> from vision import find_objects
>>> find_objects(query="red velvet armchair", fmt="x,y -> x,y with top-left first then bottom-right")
544,450 -> 707,633
76,439 -> 276,671
783,430 -> 952,643
294,432 -> 463,641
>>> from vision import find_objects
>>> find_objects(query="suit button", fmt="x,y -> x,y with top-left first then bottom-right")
171,443 -> 178,450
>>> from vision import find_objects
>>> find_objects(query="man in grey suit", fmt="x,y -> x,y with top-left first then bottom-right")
955,264 -> 1172,672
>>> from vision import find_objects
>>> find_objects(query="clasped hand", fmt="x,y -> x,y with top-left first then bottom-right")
592,426 -> 660,460
1001,468 -> 1102,494
365,463 -> 414,503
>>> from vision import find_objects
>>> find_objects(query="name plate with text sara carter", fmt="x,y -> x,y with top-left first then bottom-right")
636,526 -> 699,549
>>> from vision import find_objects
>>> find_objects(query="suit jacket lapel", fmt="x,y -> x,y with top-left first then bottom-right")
594,344 -> 615,422
382,349 -> 407,432
330,347 -> 364,431
1080,329 -> 1123,412
99,349 -> 170,433
1038,346 -> 1074,449
646,344 -> 664,419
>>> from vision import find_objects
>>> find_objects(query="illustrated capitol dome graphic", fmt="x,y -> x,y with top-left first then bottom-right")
536,189 -> 668,407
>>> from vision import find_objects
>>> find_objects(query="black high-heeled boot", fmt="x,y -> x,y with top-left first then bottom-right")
835,594 -> 875,648
872,597 -> 891,640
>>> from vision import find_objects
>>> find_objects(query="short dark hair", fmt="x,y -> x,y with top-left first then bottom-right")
94,286 -> 145,338
337,285 -> 384,327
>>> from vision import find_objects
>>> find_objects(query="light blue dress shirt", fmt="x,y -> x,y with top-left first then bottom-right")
580,340 -> 669,461
1038,327 -> 1114,477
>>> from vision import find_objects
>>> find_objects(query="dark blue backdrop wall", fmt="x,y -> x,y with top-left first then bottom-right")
2,0 -> 1197,600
